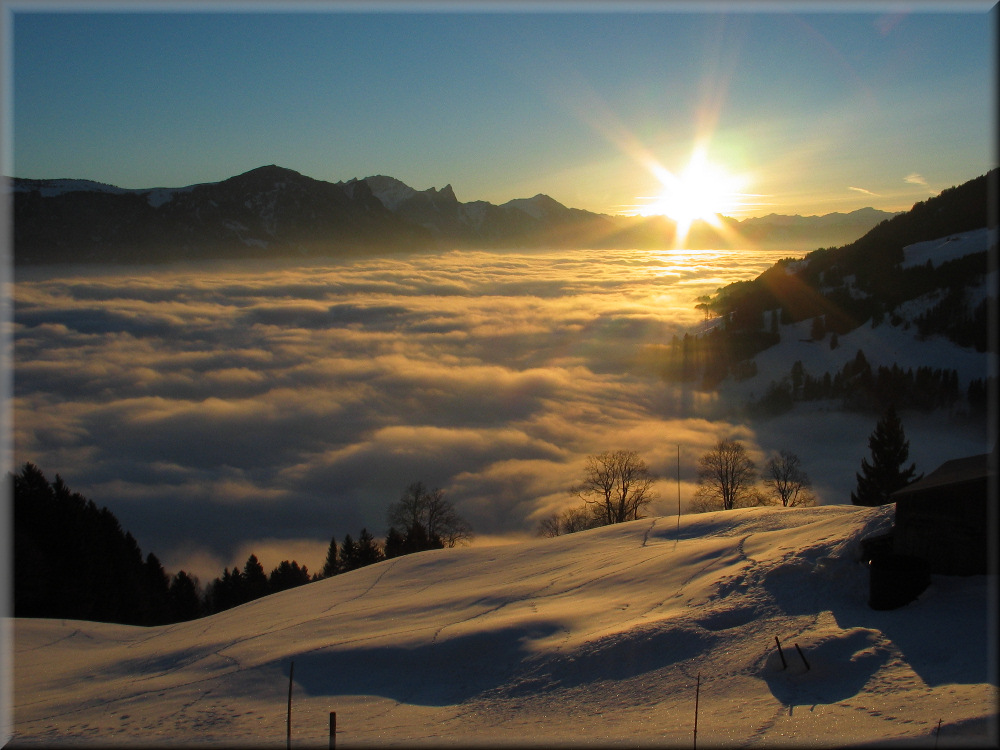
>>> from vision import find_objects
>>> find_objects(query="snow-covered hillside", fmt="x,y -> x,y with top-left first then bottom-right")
901,227 -> 993,269
9,506 -> 996,747
714,228 -> 995,406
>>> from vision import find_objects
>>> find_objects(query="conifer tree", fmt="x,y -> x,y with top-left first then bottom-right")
243,554 -> 269,600
321,536 -> 339,577
356,528 -> 384,567
338,534 -> 360,572
810,315 -> 826,341
383,527 -> 406,559
268,561 -> 310,592
851,405 -> 922,506
168,571 -> 202,621
142,553 -> 173,625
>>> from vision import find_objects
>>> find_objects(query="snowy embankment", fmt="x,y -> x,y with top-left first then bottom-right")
9,505 -> 997,747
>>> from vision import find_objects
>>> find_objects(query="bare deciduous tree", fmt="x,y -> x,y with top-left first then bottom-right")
693,439 -> 757,512
536,504 -> 601,537
387,482 -> 473,547
763,450 -> 816,507
537,515 -> 562,538
572,450 -> 657,525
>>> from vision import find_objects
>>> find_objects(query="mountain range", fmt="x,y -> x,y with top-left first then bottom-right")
10,165 -> 898,264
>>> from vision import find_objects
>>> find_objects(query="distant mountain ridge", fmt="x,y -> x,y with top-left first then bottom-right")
11,164 -> 902,264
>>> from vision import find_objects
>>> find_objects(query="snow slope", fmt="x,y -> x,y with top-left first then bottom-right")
717,228 -> 996,407
8,505 -> 997,747
901,228 -> 993,269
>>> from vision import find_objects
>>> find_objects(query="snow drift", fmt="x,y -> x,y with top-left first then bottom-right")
8,505 -> 997,747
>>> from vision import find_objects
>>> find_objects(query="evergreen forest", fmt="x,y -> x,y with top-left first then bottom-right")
11,464 -> 466,626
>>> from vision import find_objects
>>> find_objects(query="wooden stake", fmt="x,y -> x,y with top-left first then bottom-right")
693,672 -> 700,750
775,636 -> 787,670
934,718 -> 942,749
287,660 -> 294,750
329,711 -> 337,750
794,643 -> 810,671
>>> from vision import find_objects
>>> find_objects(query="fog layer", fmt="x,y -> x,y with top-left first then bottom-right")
11,248 -> 987,579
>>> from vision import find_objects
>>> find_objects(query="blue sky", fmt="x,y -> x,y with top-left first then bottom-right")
6,1 -> 996,216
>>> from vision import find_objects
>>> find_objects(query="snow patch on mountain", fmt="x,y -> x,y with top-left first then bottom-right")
901,227 -> 993,269
719,307 -> 993,407
10,178 -> 131,197
362,174 -> 418,210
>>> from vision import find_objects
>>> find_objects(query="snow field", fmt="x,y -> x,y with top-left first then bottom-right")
9,504 -> 997,746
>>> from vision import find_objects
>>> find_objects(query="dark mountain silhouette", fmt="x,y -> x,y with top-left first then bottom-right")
11,165 -> 904,264
12,165 -> 433,264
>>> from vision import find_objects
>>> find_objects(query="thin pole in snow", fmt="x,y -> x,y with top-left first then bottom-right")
794,643 -> 810,671
934,718 -> 942,749
287,660 -> 294,750
693,672 -> 700,750
775,636 -> 787,670
676,444 -> 681,540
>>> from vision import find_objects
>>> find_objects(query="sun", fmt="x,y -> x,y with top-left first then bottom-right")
637,149 -> 746,239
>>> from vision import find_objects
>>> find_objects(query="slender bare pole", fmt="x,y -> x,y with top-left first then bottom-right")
693,672 -> 700,750
330,711 -> 337,749
287,661 -> 294,750
676,444 -> 681,539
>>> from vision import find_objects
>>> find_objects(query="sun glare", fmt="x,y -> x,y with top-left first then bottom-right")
636,149 -> 748,241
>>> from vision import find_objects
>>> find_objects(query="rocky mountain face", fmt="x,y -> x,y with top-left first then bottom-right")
11,165 -> 900,264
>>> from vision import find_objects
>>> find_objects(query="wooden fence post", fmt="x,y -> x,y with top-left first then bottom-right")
329,711 -> 337,749
774,636 -> 787,670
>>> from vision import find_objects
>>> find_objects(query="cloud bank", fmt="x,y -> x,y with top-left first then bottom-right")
10,248 -> 984,580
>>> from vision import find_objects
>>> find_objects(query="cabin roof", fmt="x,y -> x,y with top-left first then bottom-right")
893,450 -> 995,501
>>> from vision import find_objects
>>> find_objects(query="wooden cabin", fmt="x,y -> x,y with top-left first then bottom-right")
890,447 -> 995,575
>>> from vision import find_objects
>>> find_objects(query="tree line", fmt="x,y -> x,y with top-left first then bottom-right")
749,349 -> 968,417
12,463 -> 202,625
11,465 -> 472,625
539,406 -> 922,536
537,445 -> 818,537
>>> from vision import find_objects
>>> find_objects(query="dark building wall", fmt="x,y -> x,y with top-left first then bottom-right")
892,477 -> 989,575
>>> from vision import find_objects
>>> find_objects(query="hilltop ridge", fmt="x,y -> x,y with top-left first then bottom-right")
10,165 -> 902,264
11,503 -> 996,746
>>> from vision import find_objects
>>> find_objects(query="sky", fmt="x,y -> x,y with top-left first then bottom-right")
4,0 -> 996,218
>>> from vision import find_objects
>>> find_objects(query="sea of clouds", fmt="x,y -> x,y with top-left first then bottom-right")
9,248 -> 989,581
